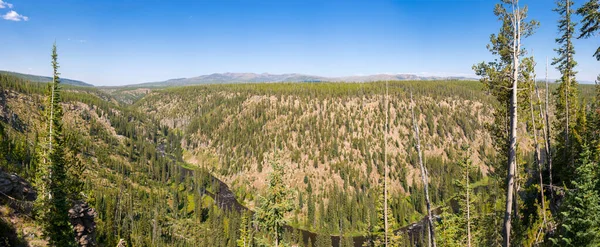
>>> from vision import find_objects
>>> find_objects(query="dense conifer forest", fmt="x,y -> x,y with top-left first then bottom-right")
0,0 -> 599,246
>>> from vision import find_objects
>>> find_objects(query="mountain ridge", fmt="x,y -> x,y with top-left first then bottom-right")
0,70 -> 93,87
131,72 -> 477,87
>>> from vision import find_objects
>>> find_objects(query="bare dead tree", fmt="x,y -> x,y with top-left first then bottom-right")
466,153 -> 472,247
410,91 -> 436,247
528,55 -> 547,232
503,1 -> 522,246
544,57 -> 554,200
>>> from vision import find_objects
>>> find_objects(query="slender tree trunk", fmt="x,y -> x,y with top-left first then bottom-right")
48,82 -> 55,155
275,224 -> 279,247
339,217 -> 343,247
565,77 -> 570,162
503,2 -> 520,246
565,0 -> 571,167
410,91 -> 436,247
529,73 -> 547,228
466,158 -> 472,247
544,58 -> 553,199
384,81 -> 389,247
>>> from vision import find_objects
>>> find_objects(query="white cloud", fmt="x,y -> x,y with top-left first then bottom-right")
0,0 -> 13,9
68,38 -> 87,43
3,10 -> 28,21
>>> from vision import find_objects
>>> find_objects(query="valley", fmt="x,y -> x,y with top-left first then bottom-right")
3,69 -> 596,246
0,73 -> 502,246
1,1 -> 599,246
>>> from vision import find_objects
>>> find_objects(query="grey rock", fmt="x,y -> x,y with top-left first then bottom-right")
69,201 -> 97,247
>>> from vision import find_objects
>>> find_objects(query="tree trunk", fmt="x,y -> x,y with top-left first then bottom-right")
275,227 -> 279,247
544,58 -> 554,200
530,75 -> 547,227
410,92 -> 436,247
466,157 -> 472,247
565,0 -> 571,167
503,2 -> 520,246
384,81 -> 389,247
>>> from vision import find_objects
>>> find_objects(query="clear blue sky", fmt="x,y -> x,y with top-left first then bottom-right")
1,0 -> 598,86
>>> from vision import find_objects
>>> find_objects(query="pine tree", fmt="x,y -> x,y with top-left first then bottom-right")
577,0 -> 600,61
237,212 -> 253,247
307,195 -> 315,229
35,43 -> 76,246
577,0 -> 600,160
255,155 -> 293,247
472,2 -> 538,246
382,80 -> 390,247
437,207 -> 463,247
553,0 -> 581,186
436,147 -> 476,247
372,187 -> 401,247
552,146 -> 600,246
586,77 -> 600,160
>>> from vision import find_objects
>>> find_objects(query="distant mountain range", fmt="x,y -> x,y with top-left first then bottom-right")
4,70 -> 595,88
133,72 -> 477,87
0,70 -> 93,87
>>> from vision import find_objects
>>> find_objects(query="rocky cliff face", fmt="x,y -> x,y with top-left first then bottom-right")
0,169 -> 98,247
69,201 -> 97,247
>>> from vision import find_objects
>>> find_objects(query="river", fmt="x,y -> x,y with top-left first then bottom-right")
181,167 -> 436,247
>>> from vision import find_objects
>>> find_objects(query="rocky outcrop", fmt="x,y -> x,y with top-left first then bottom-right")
0,170 -> 99,247
0,169 -> 36,201
0,90 -> 28,133
69,201 -> 97,247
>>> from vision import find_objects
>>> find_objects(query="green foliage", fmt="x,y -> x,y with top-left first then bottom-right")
137,80 -> 496,235
576,0 -> 600,61
553,0 -> 583,187
0,70 -> 92,87
34,44 -> 77,247
3,44 -> 600,246
437,207 -> 463,247
436,147 -> 477,247
237,212 -> 253,247
255,155 -> 293,246
361,186 -> 403,247
0,56 -> 239,247
552,146 -> 600,246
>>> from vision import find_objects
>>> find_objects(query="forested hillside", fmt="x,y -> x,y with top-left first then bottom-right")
136,81 -> 498,231
0,72 -> 237,246
1,0 -> 599,246
2,65 -> 598,246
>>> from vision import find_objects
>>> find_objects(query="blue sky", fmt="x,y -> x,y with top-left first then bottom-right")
0,0 -> 598,86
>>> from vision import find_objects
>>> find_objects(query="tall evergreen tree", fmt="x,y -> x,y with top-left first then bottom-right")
472,2 -> 538,246
577,0 -> 600,160
436,147 -> 476,247
255,155 -> 293,247
587,77 -> 600,160
372,186 -> 401,247
552,146 -> 600,246
35,43 -> 76,247
237,212 -> 253,247
553,0 -> 582,185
